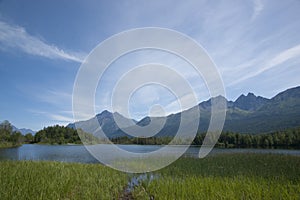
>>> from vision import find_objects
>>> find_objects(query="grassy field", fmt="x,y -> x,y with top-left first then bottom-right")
0,154 -> 299,199
0,161 -> 127,200
133,154 -> 300,200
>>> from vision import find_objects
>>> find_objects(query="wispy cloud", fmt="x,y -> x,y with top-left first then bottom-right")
28,109 -> 74,124
0,20 -> 86,62
252,0 -> 264,21
41,89 -> 71,103
266,44 -> 300,67
229,44 -> 300,86
48,114 -> 74,123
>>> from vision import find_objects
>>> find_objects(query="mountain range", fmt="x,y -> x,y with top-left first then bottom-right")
67,86 -> 300,138
12,126 -> 36,135
0,121 -> 36,135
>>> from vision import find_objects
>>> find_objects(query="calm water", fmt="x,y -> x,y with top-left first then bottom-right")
0,144 -> 299,163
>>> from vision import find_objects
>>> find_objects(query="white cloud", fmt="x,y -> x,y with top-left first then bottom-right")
28,109 -> 74,124
0,20 -> 86,62
252,0 -> 264,21
164,91 -> 200,115
48,114 -> 74,123
36,89 -> 72,106
229,44 -> 300,86
267,44 -> 300,67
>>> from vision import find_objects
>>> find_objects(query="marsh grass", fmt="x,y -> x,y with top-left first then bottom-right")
0,154 -> 299,199
0,161 -> 127,200
133,154 -> 300,199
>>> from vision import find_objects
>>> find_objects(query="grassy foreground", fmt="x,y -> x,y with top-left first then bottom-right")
0,161 -> 127,200
0,154 -> 299,199
133,154 -> 300,200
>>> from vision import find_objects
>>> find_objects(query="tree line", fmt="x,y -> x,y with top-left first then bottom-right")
111,127 -> 300,149
0,121 -> 102,147
0,120 -> 33,147
34,125 -> 103,144
193,127 -> 300,148
34,125 -> 80,144
1,120 -> 300,148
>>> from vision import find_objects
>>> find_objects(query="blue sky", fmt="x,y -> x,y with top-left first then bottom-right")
0,0 -> 300,130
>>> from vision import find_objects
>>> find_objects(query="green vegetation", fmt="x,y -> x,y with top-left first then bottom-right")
0,154 -> 299,199
0,120 -> 26,148
34,125 -> 80,144
34,125 -> 105,145
111,127 -> 300,149
0,161 -> 127,200
195,127 -> 300,148
133,154 -> 300,199
0,121 -> 107,146
111,136 -> 173,145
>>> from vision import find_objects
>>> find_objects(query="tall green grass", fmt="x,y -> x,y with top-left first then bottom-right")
133,154 -> 300,199
0,161 -> 127,200
0,154 -> 299,199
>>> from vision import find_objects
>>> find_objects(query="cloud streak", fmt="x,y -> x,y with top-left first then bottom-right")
0,20 -> 86,63
229,44 -> 300,86
252,0 -> 264,21
28,109 -> 74,124
267,44 -> 300,67
49,114 -> 74,123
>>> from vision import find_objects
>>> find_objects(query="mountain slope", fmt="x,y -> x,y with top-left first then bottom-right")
68,86 -> 300,137
12,126 -> 35,135
67,110 -> 136,138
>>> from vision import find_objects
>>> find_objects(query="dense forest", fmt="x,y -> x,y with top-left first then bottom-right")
111,127 -> 300,149
34,125 -> 80,144
195,128 -> 300,148
34,125 -> 103,144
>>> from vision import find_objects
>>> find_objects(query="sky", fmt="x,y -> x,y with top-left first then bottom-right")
0,0 -> 300,131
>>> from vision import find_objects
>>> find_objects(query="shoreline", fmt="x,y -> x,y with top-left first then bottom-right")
3,142 -> 299,150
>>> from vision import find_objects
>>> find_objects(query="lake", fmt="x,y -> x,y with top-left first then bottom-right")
0,144 -> 299,163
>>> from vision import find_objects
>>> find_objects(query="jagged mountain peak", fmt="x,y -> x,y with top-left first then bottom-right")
234,92 -> 268,111
96,110 -> 112,118
235,92 -> 256,101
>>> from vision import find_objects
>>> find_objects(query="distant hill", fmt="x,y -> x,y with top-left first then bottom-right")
67,86 -> 300,138
0,121 -> 36,135
12,125 -> 35,135
67,110 -> 135,138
